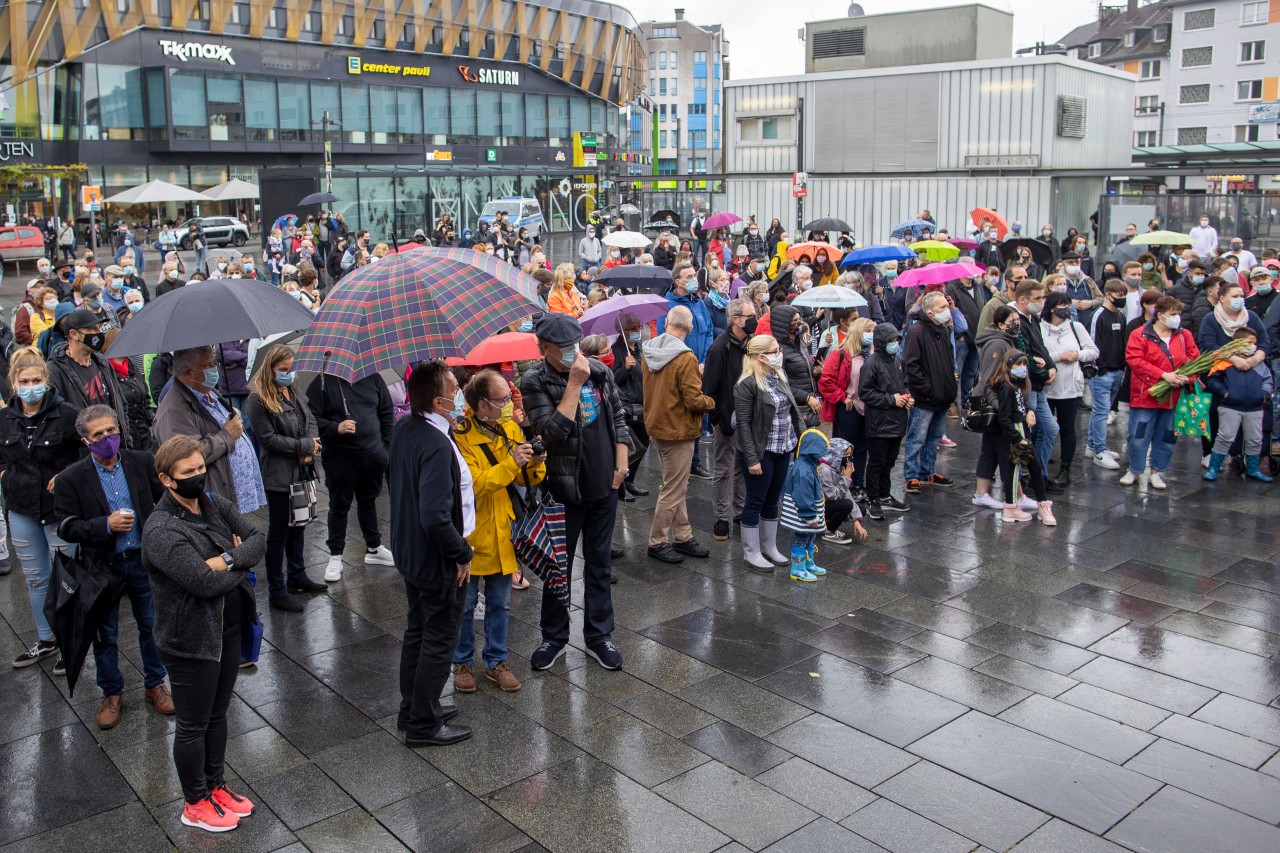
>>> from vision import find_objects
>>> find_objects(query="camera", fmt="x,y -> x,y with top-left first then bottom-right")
529,439 -> 545,456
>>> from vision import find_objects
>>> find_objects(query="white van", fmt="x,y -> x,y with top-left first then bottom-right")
478,197 -> 544,239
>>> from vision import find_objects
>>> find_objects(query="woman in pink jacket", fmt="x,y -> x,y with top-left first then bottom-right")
819,318 -> 876,502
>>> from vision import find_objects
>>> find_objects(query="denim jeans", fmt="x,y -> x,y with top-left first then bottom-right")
740,450 -> 791,527
10,513 -> 70,642
1127,407 -> 1177,474
1027,390 -> 1059,475
93,553 -> 167,696
1087,370 -> 1125,454
902,406 -> 947,482
454,572 -> 513,670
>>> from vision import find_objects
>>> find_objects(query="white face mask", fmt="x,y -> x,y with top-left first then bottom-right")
764,353 -> 784,371
1064,265 -> 1080,277
166,269 -> 178,280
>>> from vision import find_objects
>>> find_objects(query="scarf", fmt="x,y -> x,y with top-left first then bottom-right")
1213,301 -> 1249,336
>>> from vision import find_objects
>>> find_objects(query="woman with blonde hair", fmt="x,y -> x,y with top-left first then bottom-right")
371,242 -> 390,261
546,262 -> 586,318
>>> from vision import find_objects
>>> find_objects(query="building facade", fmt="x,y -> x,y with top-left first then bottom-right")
637,8 -> 729,176
805,4 -> 1013,74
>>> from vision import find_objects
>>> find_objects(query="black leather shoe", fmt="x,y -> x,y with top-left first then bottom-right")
620,490 -> 635,502
439,702 -> 459,722
625,483 -> 649,497
673,538 -> 710,558
269,595 -> 304,612
1044,480 -> 1065,495
405,723 -> 473,747
647,545 -> 684,564
288,577 -> 328,594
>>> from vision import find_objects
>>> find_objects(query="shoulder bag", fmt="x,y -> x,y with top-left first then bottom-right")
1069,323 -> 1099,380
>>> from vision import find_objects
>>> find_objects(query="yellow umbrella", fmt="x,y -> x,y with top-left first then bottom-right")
910,240 -> 961,262
1129,230 -> 1194,246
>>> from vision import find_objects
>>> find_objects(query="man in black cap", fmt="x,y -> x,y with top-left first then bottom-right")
79,282 -> 120,332
47,309 -> 132,442
520,313 -> 630,672
740,253 -> 766,286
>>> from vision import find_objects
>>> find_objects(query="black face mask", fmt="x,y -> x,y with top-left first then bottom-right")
80,331 -> 105,352
169,472 -> 206,500
741,316 -> 758,336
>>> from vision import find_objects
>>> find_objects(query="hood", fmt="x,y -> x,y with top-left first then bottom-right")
773,241 -> 790,260
872,322 -> 900,352
641,332 -> 691,372
770,304 -> 800,343
795,428 -> 829,463
821,437 -> 850,468
974,326 -> 1014,348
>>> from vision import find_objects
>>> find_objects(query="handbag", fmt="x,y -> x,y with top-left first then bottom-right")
1069,323 -> 1099,380
287,462 -> 319,527
961,390 -> 998,434
1174,380 -> 1211,438
240,572 -> 263,664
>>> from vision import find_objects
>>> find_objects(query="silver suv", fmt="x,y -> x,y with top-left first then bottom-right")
179,216 -> 249,249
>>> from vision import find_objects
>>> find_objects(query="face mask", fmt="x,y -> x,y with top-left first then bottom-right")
1124,276 -> 1141,287
884,269 -> 898,280
1012,225 -> 1021,234
1256,284 -> 1273,295
1002,320 -> 1020,335
749,229 -> 758,236
43,298 -> 58,311
37,266 -> 50,277
1162,314 -> 1182,329
1052,307 -> 1072,320
123,266 -> 134,276
275,371 -> 295,386
1241,344 -> 1258,357
627,331 -> 643,344
1042,230 -> 1052,238
127,302 -> 143,314
559,343 -> 579,365
289,290 -> 304,300
494,400 -> 515,423
451,389 -> 466,420
885,341 -> 901,356
87,298 -> 103,311
89,273 -> 101,282
986,276 -> 999,286
816,256 -> 827,264
932,310 -> 951,325
201,366 -> 220,388
1232,244 -> 1243,252
761,292 -> 771,304
610,251 -> 620,259
1190,275 -> 1205,286
1200,220 -> 1209,228
707,290 -> 727,309
1064,265 -> 1080,277
124,239 -> 132,247
87,432 -> 121,460
740,316 -> 759,336
244,264 -> 254,273
167,269 -> 179,280
218,263 -> 227,272
80,331 -> 105,352
108,279 -> 122,292
763,353 -> 784,370
1011,365 -> 1028,379
230,274 -> 242,279
1228,297 -> 1245,312
16,384 -> 45,405
861,332 -> 874,346
598,351 -> 616,368
168,472 -> 206,500
1075,245 -> 1086,254
1027,301 -> 1044,316
1142,263 -> 1154,272
587,230 -> 595,237
1177,258 -> 1189,270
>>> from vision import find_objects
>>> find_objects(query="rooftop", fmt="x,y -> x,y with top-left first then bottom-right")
1058,0 -> 1171,65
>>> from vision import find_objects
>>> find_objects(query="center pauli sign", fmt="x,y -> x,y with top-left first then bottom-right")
347,57 -> 431,78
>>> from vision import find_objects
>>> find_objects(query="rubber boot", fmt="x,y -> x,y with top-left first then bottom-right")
740,525 -> 775,572
790,545 -> 816,582
1203,452 -> 1225,481
805,542 -> 826,577
759,518 -> 788,564
1245,455 -> 1274,483
1052,465 -> 1071,488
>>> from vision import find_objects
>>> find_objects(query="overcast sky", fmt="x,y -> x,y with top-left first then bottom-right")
624,0 -> 1102,79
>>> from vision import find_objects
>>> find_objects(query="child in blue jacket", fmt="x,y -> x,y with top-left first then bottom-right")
780,429 -> 829,582
1203,326 -> 1274,482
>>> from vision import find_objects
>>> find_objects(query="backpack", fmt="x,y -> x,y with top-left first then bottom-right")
961,389 -> 999,434
692,217 -> 707,240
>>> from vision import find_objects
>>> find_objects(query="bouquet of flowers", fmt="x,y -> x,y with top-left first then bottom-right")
1149,337 -> 1256,403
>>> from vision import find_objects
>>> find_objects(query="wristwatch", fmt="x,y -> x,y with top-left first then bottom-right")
220,551 -> 235,570
614,467 -> 629,476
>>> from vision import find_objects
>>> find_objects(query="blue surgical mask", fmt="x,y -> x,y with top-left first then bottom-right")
202,366 -> 221,388
451,389 -> 466,420
1142,262 -> 1154,271
1257,284 -> 1273,295
1190,275 -> 1205,286
884,269 -> 898,280
861,332 -> 873,346
628,332 -> 642,344
560,343 -> 579,365
518,320 -> 533,333
1228,296 -> 1245,312
127,302 -> 143,314
1011,365 -> 1028,379
885,341 -> 901,356
275,371 -> 296,386
16,384 -> 45,405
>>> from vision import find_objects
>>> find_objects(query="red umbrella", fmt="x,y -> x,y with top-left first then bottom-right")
970,208 -> 1009,240
464,332 -> 541,365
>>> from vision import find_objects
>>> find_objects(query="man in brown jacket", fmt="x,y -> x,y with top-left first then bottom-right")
641,305 -> 717,563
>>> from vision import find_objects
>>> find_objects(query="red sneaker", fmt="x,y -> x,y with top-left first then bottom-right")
181,796 -> 239,832
211,784 -> 254,817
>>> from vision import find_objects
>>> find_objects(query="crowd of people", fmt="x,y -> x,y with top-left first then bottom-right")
3,202 -> 1279,833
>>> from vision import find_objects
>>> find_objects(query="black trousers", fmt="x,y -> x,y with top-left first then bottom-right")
264,490 -> 307,599
623,417 -> 649,486
825,497 -> 854,532
542,493 -> 617,646
322,453 -> 387,555
163,614 -> 240,805
1047,397 -> 1081,468
399,577 -> 463,739
865,436 -> 903,501
980,433 -> 1048,503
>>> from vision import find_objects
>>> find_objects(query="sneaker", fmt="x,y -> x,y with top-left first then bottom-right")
971,493 -> 1004,510
452,663 -> 477,693
530,642 -> 566,671
472,598 -> 486,621
1119,469 -> 1137,486
852,487 -> 869,504
712,520 -> 730,541
939,436 -> 958,448
689,463 -> 712,481
1092,451 -> 1120,470
585,640 -> 623,670
881,496 -> 910,513
673,538 -> 710,558
1107,411 -> 1117,425
926,474 -> 954,488
1018,495 -> 1038,511
181,797 -> 239,833
486,661 -> 522,692
210,784 -> 254,818
1149,471 -> 1167,490
865,500 -> 885,521
904,479 -> 922,494
364,546 -> 395,566
12,639 -> 58,668
51,656 -> 66,676
1102,449 -> 1120,461
823,529 -> 853,545
323,556 -> 344,582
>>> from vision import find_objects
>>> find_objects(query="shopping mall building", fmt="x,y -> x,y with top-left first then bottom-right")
0,0 -> 646,234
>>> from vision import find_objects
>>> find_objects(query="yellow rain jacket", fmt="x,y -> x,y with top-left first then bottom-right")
767,241 -> 790,279
453,415 -> 546,576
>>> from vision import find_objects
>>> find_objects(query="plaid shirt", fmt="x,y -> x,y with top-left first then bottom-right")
764,375 -> 797,455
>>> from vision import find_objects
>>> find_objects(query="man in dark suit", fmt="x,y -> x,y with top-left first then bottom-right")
55,405 -> 169,730
388,361 -> 475,747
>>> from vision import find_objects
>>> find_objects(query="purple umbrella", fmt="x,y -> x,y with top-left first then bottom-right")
893,262 -> 986,288
578,293 -> 670,337
703,212 -> 742,231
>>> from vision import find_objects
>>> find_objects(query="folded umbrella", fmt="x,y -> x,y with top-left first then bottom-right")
702,212 -> 741,231
970,207 -> 1009,239
910,240 -> 961,262
1129,230 -> 1194,246
593,264 -> 672,293
894,262 -> 986,288
465,332 -> 541,365
1000,237 -> 1054,266
791,285 -> 868,309
891,219 -> 933,239
578,293 -> 670,337
106,278 -> 317,358
803,217 -> 852,233
787,242 -> 844,263
44,549 -> 125,698
840,244 -> 917,268
601,230 -> 652,249
511,488 -> 570,608
299,191 -> 339,206
294,248 -> 543,382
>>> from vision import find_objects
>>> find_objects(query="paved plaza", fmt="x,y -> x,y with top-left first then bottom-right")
2,423 -> 1280,853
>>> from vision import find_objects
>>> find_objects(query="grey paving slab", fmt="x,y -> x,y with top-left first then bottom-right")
675,672 -> 812,737
1192,693 -> 1280,746
1150,714 -> 1278,769
577,712 -> 711,787
655,761 -> 818,850
377,780 -> 530,853
901,630 -> 998,668
312,730 -> 447,810
892,657 -> 1032,715
997,694 -> 1156,764
767,713 -> 919,789
1069,655 -> 1217,715
253,761 -> 358,831
616,689 -> 717,738
954,583 -> 1130,648
755,758 -> 878,823
1154,610 -> 1280,657
873,596 -> 996,640
972,655 -> 1078,698
1104,785 -> 1280,853
680,719 -> 791,777
760,818 -> 890,853
295,807 -> 409,853
840,797 -> 978,853
965,622 -> 1098,675
1013,818 -> 1131,852
639,608 -> 820,681
0,801 -> 171,853
802,623 -> 927,673
1124,738 -> 1280,823
1055,683 -> 1172,731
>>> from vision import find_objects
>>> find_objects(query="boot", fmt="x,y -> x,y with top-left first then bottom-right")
740,525 -> 775,572
790,545 -> 816,582
1245,455 -> 1274,483
805,542 -> 827,577
1052,465 -> 1071,488
1203,452 -> 1225,481
759,518 -> 788,564
1002,503 -> 1032,523
1037,500 -> 1057,527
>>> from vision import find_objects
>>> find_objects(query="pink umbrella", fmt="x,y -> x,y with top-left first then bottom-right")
703,212 -> 741,230
948,238 -> 979,251
893,262 -> 986,288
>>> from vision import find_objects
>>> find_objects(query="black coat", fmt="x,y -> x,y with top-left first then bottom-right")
946,281 -> 987,346
702,328 -> 750,435
114,358 -> 154,452
610,336 -> 645,417
993,380 -> 1030,445
859,323 -> 910,439
903,318 -> 958,412
305,373 -> 393,461
387,415 -> 472,591
769,304 -> 816,398
0,391 -> 85,522
1013,308 -> 1054,392
46,344 -> 133,448
244,389 -> 317,493
55,450 -> 164,567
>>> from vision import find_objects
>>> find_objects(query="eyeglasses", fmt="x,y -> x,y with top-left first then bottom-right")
486,394 -> 513,407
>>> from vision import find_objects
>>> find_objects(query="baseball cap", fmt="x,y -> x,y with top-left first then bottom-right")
81,282 -> 103,299
534,313 -> 583,346
64,308 -> 103,331
1249,266 -> 1271,278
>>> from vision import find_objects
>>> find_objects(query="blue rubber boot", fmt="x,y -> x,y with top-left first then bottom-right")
790,544 -> 816,582
1245,455 -> 1274,483
1203,452 -> 1225,481
805,542 -> 826,577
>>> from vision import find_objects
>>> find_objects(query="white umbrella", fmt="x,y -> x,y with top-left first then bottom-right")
202,179 -> 260,201
102,180 -> 210,204
601,230 -> 651,249
791,285 -> 868,309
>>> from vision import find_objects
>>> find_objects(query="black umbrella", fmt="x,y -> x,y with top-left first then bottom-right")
1000,237 -> 1054,267
767,268 -> 794,303
804,217 -> 852,233
44,550 -> 125,697
594,264 -> 674,293
298,191 -> 339,206
650,209 -> 681,227
106,278 -> 317,358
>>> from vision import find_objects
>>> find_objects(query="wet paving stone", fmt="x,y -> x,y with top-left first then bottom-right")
1054,583 -> 1178,625
767,713 -> 919,789
997,694 -> 1156,764
893,657 -> 1032,716
1149,714 -> 1278,769
1069,656 -> 1217,716
840,797 -> 977,853
755,758 -> 878,823
1191,693 -> 1280,746
639,608 -> 819,681
1105,784 -> 1280,853
654,761 -> 817,850
1124,738 -> 1280,823
955,583 -> 1129,649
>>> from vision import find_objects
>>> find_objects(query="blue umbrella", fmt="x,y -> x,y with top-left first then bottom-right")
840,244 -> 917,268
890,219 -> 934,239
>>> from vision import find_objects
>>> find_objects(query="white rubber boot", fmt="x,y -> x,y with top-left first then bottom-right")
760,518 -> 789,564
740,525 -> 775,572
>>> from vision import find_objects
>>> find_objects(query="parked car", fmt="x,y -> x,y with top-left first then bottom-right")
478,197 -> 544,239
178,216 -> 249,249
0,225 -> 48,268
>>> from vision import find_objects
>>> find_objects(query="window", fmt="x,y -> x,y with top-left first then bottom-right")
658,78 -> 667,95
1124,31 -> 1136,48
694,76 -> 706,92
659,103 -> 667,121
650,26 -> 676,38
812,28 -> 865,59
1153,26 -> 1167,43
1179,84 -> 1211,104
1183,9 -> 1214,30
649,52 -> 656,70
1135,130 -> 1158,147
670,52 -> 677,69
658,51 -> 666,69
1237,79 -> 1263,101
1088,42 -> 1101,58
1240,41 -> 1265,63
659,130 -> 667,148
688,129 -> 706,148
1135,95 -> 1160,115
1241,1 -> 1267,24
693,51 -> 707,63
670,78 -> 677,96
1140,59 -> 1161,79
1177,126 -> 1207,145
1181,46 -> 1213,67
762,117 -> 786,139
688,103 -> 706,115
1236,124 -> 1261,142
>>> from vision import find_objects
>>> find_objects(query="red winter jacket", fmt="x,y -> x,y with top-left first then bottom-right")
1126,322 -> 1200,410
818,349 -> 853,423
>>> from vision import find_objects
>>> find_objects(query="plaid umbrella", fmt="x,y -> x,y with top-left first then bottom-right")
512,488 -> 570,608
294,248 -> 543,382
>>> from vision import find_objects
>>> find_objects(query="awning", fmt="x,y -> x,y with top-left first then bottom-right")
1131,141 -> 1280,168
